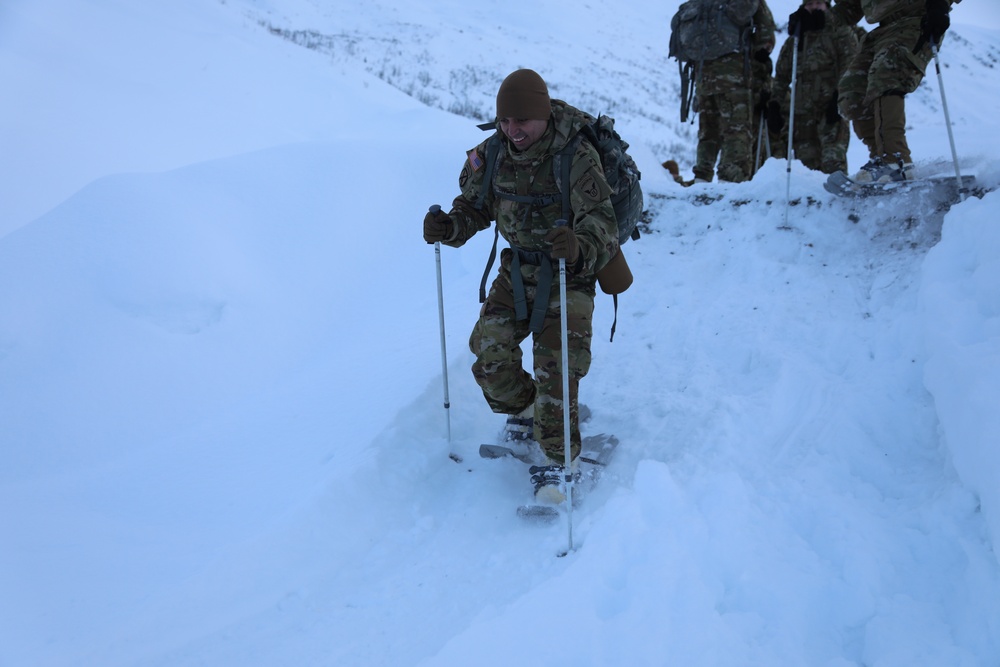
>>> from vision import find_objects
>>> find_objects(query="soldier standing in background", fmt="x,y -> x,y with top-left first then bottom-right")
767,0 -> 862,175
691,0 -> 777,183
750,32 -> 776,175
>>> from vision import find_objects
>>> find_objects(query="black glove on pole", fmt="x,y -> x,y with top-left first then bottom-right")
825,93 -> 841,125
423,205 -> 454,244
788,7 -> 825,49
915,0 -> 950,52
767,100 -> 784,135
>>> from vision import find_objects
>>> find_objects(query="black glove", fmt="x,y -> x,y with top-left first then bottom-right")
423,207 -> 454,244
753,48 -> 773,75
766,100 -> 784,135
825,93 -> 840,125
915,0 -> 950,52
788,8 -> 825,37
754,90 -> 771,116
544,225 -> 581,264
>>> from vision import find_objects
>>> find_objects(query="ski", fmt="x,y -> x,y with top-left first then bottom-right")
479,443 -> 533,463
517,504 -> 561,521
824,170 -> 977,200
515,433 -> 619,522
478,404 -> 594,464
479,431 -> 615,466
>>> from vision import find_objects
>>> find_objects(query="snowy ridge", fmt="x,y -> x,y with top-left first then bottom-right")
1,1 -> 1000,666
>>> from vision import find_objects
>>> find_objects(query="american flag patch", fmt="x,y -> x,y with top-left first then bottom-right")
468,149 -> 484,171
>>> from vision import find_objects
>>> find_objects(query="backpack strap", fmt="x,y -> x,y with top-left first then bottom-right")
479,188 -> 560,310
610,294 -> 619,342
474,130 -> 566,317
553,129 -> 593,224
474,133 -> 503,213
479,225 -> 501,304
554,122 -> 624,343
509,246 -> 554,334
475,133 -> 504,303
679,61 -> 698,123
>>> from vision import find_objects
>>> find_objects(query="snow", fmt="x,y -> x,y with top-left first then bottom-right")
1,1 -> 999,665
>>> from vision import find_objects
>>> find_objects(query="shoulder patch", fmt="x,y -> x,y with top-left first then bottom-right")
459,164 -> 470,188
468,148 -> 484,172
579,172 -> 602,202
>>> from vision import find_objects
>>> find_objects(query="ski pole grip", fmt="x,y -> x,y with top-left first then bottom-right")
428,204 -> 443,245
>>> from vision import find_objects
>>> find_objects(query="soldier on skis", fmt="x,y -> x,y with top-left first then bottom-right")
423,69 -> 622,505
824,0 -> 960,182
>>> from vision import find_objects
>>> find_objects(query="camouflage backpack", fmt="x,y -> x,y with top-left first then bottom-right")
669,0 -> 759,63
669,0 -> 759,121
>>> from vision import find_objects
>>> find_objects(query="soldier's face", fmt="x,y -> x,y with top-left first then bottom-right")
499,117 -> 548,151
803,0 -> 828,12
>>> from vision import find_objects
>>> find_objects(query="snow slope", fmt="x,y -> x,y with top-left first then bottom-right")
1,1 -> 999,665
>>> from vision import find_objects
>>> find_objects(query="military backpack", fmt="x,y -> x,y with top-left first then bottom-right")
669,0 -> 759,121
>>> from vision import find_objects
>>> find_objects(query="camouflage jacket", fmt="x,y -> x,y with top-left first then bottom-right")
831,0 -> 960,26
752,0 -> 778,54
445,100 -> 618,289
773,24 -> 861,113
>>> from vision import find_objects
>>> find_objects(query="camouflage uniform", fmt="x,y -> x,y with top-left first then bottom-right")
694,0 -> 777,183
770,21 -> 861,173
442,100 -> 619,463
831,0 -> 959,166
750,49 -> 775,174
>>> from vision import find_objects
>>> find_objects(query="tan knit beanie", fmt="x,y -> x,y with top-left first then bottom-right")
496,69 -> 551,120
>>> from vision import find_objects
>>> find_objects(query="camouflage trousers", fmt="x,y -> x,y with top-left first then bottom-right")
770,112 -> 851,174
837,17 -> 933,163
694,87 -> 755,183
469,271 -> 594,463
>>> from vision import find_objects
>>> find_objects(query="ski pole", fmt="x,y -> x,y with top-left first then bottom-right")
764,117 -> 772,161
930,40 -> 965,202
556,219 -> 574,556
428,205 -> 452,446
784,29 -> 801,228
755,112 -> 766,174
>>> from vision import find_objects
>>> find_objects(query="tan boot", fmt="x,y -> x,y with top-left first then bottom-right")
852,113 -> 878,160
874,94 -> 912,166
